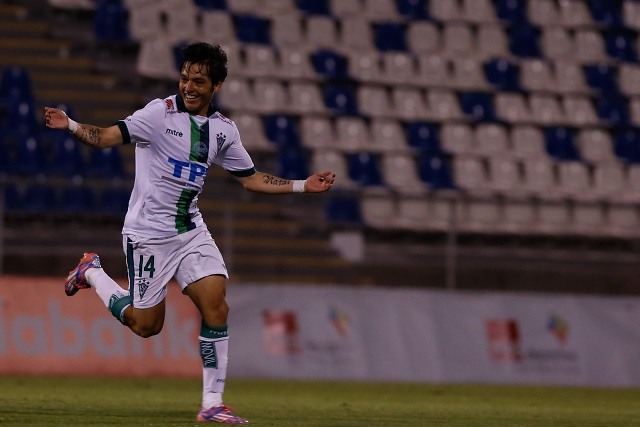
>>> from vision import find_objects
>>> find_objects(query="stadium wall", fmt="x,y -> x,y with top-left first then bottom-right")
1,277 -> 639,386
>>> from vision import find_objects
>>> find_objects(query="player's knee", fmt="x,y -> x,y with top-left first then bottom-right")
130,318 -> 164,338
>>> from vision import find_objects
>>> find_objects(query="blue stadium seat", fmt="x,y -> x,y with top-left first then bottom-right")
194,0 -> 227,10
596,95 -> 629,127
494,0 -> 527,23
94,0 -> 130,42
98,187 -> 130,216
347,152 -> 383,187
459,92 -> 496,122
296,0 -> 330,15
5,100 -> 39,140
406,121 -> 442,153
0,134 -> 10,175
323,84 -> 358,116
87,146 -> 125,179
484,58 -> 520,91
418,153 -> 455,190
311,49 -> 348,80
263,115 -> 300,148
589,0 -> 624,27
508,23 -> 541,57
235,15 -> 271,44
13,135 -> 47,175
605,30 -> 637,62
545,127 -> 580,161
2,183 -> 22,212
396,0 -> 429,20
277,146 -> 309,180
584,64 -> 619,94
22,184 -> 57,213
49,133 -> 85,178
325,196 -> 363,225
614,128 -> 640,163
0,66 -> 33,105
373,23 -> 407,52
59,186 -> 96,214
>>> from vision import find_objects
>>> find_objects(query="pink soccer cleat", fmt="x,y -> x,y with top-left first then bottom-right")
64,252 -> 101,296
196,406 -> 248,424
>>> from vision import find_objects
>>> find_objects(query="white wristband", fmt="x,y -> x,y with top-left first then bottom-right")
67,117 -> 79,134
293,180 -> 306,193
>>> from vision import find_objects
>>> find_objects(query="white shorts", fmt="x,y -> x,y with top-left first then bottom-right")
122,227 -> 228,309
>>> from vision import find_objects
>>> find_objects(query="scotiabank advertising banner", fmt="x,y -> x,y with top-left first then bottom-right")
2,277 -> 640,386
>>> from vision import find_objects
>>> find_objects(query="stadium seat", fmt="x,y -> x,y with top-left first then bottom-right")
49,133 -> 85,178
619,63 -> 640,96
381,152 -> 429,194
361,193 -> 398,230
235,14 -> 271,44
396,0 -> 429,20
98,187 -> 130,217
520,59 -> 556,92
559,0 -> 593,27
451,58 -> 490,90
461,0 -> 498,23
605,29 -> 638,62
589,0 -> 624,27
484,58 -> 520,91
440,123 -> 475,155
335,117 -> 370,152
562,95 -> 599,127
418,153 -> 456,190
430,0 -> 462,21
458,91 -> 495,122
521,157 -> 560,198
577,128 -> 617,164
195,0 -> 227,9
596,95 -> 630,127
406,121 -> 441,153
311,49 -> 348,80
278,49 -> 317,81
416,54 -> 452,88
528,0 -> 560,26
474,123 -> 510,158
296,0 -> 330,15
406,21 -> 440,54
347,51 -> 383,84
373,23 -> 407,52
452,156 -> 490,193
369,119 -> 408,153
540,27 -> 574,60
301,116 -> 336,150
231,112 -> 274,152
392,87 -> 431,121
13,135 -> 47,176
0,66 -> 33,105
592,162 -> 627,200
305,16 -> 339,50
252,80 -> 288,114
554,61 -> 589,94
529,94 -> 567,126
494,92 -> 532,123
357,85 -> 393,118
442,23 -> 475,57
59,186 -> 96,214
2,183 -> 22,212
508,23 -> 541,57
511,125 -> 547,159
263,115 -> 300,148
136,37 -> 179,80
476,24 -> 509,59
87,146 -> 124,179
311,150 -> 357,189
0,134 -> 10,175
486,157 -> 523,194
545,127 -> 580,161
164,1 -> 198,43
347,152 -> 384,187
427,90 -> 464,121
22,184 -> 57,213
270,14 -> 304,49
614,128 -> 640,163
288,82 -> 327,114
5,100 -> 39,140
277,146 -> 309,180
362,0 -> 402,22
494,0 -> 527,23
94,0 -> 130,42
323,84 -> 358,116
243,45 -> 278,78
557,161 -> 591,199
325,196 -> 363,225
574,29 -> 608,63
216,77 -> 253,110
339,17 -> 375,53
584,64 -> 619,94
381,52 -> 417,86
330,0 -> 361,17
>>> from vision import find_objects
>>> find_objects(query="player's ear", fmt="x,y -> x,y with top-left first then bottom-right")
213,82 -> 223,93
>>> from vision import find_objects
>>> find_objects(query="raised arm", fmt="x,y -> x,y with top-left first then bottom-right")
236,170 -> 336,194
44,107 -> 124,149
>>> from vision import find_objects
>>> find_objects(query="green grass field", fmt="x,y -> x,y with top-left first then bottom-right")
0,376 -> 638,426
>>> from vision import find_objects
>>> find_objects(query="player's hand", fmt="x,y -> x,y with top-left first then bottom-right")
43,107 -> 70,130
305,170 -> 335,193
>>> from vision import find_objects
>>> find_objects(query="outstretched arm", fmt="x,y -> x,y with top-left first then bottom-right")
44,107 -> 124,149
237,170 -> 336,194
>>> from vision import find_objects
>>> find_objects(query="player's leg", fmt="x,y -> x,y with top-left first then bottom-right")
184,275 -> 247,424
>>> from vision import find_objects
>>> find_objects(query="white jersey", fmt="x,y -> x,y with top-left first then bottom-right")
118,94 -> 256,238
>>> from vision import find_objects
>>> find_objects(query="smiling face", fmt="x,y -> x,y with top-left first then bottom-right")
178,62 -> 221,116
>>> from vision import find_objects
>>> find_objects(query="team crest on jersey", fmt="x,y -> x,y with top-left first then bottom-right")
165,99 -> 174,110
137,278 -> 150,299
197,141 -> 209,157
216,132 -> 226,151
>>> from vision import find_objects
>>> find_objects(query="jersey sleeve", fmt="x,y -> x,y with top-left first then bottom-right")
118,98 -> 165,145
215,121 -> 256,177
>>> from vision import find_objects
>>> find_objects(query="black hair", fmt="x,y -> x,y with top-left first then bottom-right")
180,42 -> 228,84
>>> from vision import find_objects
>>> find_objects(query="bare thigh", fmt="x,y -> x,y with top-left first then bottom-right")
184,274 -> 228,327
124,299 -> 166,338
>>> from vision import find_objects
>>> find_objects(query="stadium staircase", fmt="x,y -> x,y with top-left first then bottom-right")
0,1 -> 363,285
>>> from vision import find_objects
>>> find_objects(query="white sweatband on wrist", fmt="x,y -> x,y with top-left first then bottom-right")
67,118 -> 79,134
293,180 -> 306,193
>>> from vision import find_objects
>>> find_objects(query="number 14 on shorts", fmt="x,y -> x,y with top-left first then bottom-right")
138,255 -> 156,278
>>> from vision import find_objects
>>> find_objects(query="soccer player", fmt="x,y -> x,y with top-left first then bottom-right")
44,42 -> 335,424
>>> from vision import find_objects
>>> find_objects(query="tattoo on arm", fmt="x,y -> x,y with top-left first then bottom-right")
77,125 -> 103,148
262,175 -> 291,187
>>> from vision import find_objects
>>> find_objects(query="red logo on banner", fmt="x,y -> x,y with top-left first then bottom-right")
262,310 -> 301,355
486,319 -> 522,362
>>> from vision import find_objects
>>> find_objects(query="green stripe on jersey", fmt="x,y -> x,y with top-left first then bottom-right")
175,188 -> 198,234
189,117 -> 209,163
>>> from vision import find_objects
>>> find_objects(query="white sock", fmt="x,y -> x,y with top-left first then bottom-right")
85,267 -> 128,308
200,334 -> 229,409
